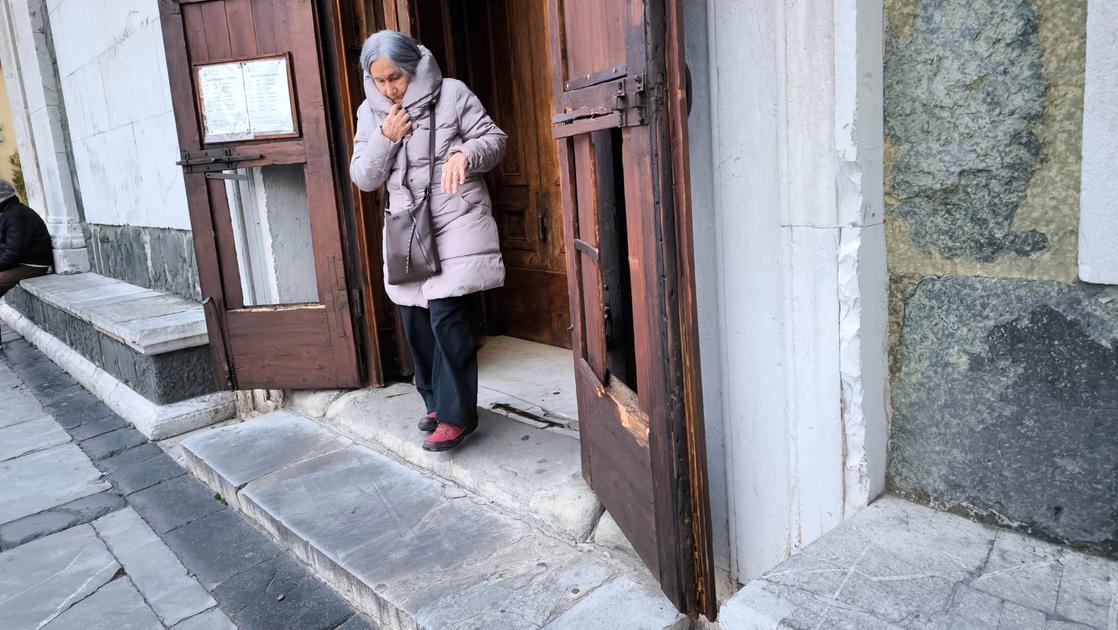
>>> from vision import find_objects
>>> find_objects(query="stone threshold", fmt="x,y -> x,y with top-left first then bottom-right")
180,410 -> 688,630
719,496 -> 1118,629
288,384 -> 603,544
0,305 -> 234,439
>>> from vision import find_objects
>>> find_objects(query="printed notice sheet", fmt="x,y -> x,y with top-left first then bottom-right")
198,56 -> 296,143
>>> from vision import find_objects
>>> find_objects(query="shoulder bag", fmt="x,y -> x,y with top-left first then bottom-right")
384,99 -> 441,285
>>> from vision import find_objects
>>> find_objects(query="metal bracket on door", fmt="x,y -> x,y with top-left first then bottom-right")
176,148 -> 263,174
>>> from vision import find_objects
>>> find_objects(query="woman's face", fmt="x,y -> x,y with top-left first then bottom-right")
370,58 -> 410,105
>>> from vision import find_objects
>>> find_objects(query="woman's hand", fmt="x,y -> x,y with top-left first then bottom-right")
441,151 -> 468,195
380,104 -> 414,143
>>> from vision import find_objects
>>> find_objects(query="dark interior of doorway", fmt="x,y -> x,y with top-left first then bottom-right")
333,0 -> 637,392
411,0 -> 573,350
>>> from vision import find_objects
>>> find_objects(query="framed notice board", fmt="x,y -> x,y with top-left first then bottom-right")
195,54 -> 300,143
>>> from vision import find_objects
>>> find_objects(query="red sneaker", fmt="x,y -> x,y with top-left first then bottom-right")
422,422 -> 476,452
418,412 -> 438,433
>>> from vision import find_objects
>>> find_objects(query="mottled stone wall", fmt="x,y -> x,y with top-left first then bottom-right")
86,224 -> 201,302
885,0 -> 1116,554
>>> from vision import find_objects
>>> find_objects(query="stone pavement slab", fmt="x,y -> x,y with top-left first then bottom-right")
161,509 -> 281,589
1,386 -> 48,428
127,474 -> 225,534
542,575 -> 689,629
0,490 -> 125,551
212,554 -> 357,630
0,525 -> 121,629
0,443 -> 111,523
40,577 -> 162,630
80,425 -> 148,460
0,414 -> 71,461
93,507 -> 217,626
316,386 -> 602,542
181,411 -> 350,510
171,608 -> 238,630
719,496 -> 1118,630
236,443 -> 619,630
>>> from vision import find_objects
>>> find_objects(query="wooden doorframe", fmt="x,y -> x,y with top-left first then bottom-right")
315,0 -> 421,386
315,0 -> 715,615
656,0 -> 717,616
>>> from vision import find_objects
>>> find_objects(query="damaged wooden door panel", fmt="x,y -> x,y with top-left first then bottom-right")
548,0 -> 717,618
159,0 -> 363,389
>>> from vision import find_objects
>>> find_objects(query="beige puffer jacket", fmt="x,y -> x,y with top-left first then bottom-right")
350,48 -> 507,308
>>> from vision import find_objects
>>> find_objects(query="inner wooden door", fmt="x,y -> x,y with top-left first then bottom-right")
412,0 -> 571,349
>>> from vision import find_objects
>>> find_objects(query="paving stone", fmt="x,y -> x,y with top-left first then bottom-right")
972,530 -> 1064,615
0,491 -> 125,550
999,602 -> 1047,630
101,442 -> 165,473
238,446 -> 617,630
1054,550 -> 1118,629
0,510 -> 79,551
720,497 -> 1118,630
0,388 -> 48,427
80,426 -> 148,460
213,555 -> 354,630
1044,621 -> 1097,630
109,449 -> 187,495
45,389 -> 117,426
93,507 -> 216,626
334,614 -> 381,630
0,338 -> 43,365
127,474 -> 226,534
323,388 -> 602,541
181,411 -> 350,509
171,608 -> 238,630
69,412 -> 128,441
0,525 -> 121,629
161,509 -> 281,590
0,414 -> 71,461
542,575 -> 688,630
15,361 -> 80,397
0,443 -> 110,524
42,577 -> 163,630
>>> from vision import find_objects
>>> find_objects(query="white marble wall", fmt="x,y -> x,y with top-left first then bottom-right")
687,0 -> 889,585
49,0 -> 189,230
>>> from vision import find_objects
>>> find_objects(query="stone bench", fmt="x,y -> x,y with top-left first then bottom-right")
1,273 -> 233,438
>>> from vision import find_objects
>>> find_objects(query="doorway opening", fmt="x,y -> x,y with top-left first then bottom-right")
334,1 -> 639,429
415,0 -> 580,427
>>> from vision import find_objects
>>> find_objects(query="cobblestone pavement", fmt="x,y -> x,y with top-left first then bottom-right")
0,323 -> 376,630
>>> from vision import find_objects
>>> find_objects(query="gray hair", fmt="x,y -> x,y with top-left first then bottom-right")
0,179 -> 15,204
360,30 -> 422,77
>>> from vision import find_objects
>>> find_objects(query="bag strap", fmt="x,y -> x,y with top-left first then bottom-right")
425,99 -> 438,199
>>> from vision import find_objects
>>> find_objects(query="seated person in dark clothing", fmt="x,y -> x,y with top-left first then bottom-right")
0,180 -> 53,298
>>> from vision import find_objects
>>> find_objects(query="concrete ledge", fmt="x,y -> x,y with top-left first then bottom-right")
4,278 -> 216,404
291,385 -> 604,543
181,412 -> 685,630
0,305 -> 234,440
17,273 -> 207,355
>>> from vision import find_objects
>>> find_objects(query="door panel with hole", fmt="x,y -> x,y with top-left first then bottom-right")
159,0 -> 362,389
548,0 -> 717,617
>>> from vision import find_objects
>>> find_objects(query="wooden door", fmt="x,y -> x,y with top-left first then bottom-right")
406,0 -> 570,348
549,0 -> 717,618
159,0 -> 362,390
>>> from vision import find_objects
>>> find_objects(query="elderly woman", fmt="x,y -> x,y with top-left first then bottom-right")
350,30 -> 507,452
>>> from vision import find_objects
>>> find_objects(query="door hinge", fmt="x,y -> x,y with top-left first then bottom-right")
176,147 -> 262,173
614,75 -> 646,127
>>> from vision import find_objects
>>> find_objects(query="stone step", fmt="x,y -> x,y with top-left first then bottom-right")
288,384 -> 603,544
180,412 -> 687,630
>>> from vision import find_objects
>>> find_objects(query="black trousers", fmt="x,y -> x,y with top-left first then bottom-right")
398,295 -> 478,428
